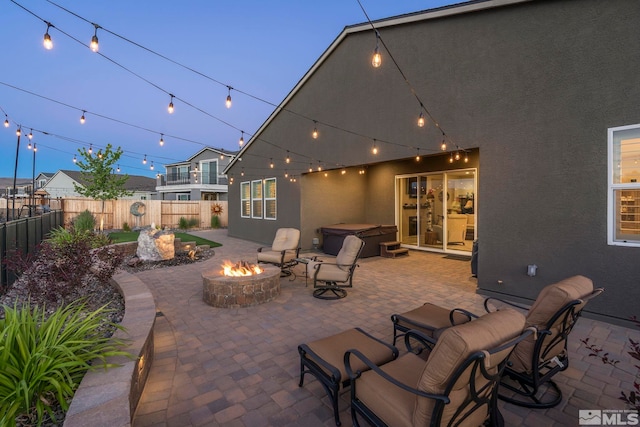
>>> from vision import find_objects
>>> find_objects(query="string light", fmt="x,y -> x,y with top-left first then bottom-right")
415,149 -> 421,161
441,139 -> 447,151
73,154 -> 77,163
239,131 -> 244,147
464,152 -> 469,163
90,24 -> 99,52
150,161 -> 154,170
449,153 -> 454,163
88,143 -> 93,154
16,127 -> 21,137
240,168 -> 244,176
27,140 -> 32,150
43,23 -> 53,50
270,158 -> 274,168
417,112 -> 425,127
159,133 -> 164,146
167,94 -> 174,114
117,164 -> 120,172
317,162 -> 322,171
4,115 -> 9,128
372,31 -> 382,68
341,169 -> 346,175
285,151 -> 290,164
143,154 -> 147,164
80,111 -> 86,124
312,121 -> 319,139
225,86 -> 232,109
309,163 -> 313,173
372,139 -> 378,155
28,129 -> 33,140
284,170 -> 289,178
455,151 -> 461,161
33,143 -> 37,152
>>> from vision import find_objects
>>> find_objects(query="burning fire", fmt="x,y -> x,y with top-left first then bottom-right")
221,260 -> 263,277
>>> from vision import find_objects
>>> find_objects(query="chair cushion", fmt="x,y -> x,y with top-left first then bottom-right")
335,235 -> 363,271
257,249 -> 297,265
394,303 -> 471,339
509,275 -> 593,373
271,228 -> 300,251
307,262 -> 350,283
414,308 -> 525,426
356,353 -> 425,427
305,328 -> 396,385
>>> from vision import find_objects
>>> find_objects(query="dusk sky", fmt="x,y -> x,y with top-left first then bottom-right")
1,0 -> 458,179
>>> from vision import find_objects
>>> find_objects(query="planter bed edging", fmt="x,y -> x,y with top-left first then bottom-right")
63,271 -> 156,427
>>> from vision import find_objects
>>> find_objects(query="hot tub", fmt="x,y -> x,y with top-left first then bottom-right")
321,224 -> 398,258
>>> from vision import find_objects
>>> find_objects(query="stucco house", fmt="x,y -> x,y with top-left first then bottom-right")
43,170 -> 157,200
224,0 -> 640,327
156,147 -> 234,201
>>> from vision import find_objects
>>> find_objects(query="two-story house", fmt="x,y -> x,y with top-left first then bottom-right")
156,147 -> 235,201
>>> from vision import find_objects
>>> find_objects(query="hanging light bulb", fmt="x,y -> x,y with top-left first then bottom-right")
90,24 -> 99,52
239,131 -> 244,147
415,149 -> 421,162
240,168 -> 244,176
43,23 -> 53,50
16,127 -> 21,137
117,164 -> 120,172
98,151 -> 103,159
73,154 -> 77,163
167,94 -> 175,114
225,87 -> 232,109
455,151 -> 461,161
28,129 -> 33,140
143,155 -> 147,165
341,169 -> 346,175
372,31 -> 382,68
372,139 -> 378,155
285,151 -> 290,164
317,162 -> 322,171
417,112 -> 425,127
270,158 -> 274,168
312,121 -> 319,139
441,139 -> 447,151
150,161 -> 154,170
80,111 -> 86,124
449,153 -> 454,163
33,143 -> 37,152
284,170 -> 289,178
4,115 -> 9,127
159,133 -> 164,146
27,140 -> 32,150
309,163 -> 313,173
88,144 -> 93,155
464,152 -> 469,163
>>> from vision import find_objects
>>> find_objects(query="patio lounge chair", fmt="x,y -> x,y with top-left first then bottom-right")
257,228 -> 301,277
390,275 -> 604,408
345,309 -> 532,427
306,235 -> 365,299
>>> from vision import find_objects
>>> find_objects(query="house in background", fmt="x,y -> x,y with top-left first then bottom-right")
224,0 -> 640,327
156,147 -> 234,201
43,170 -> 157,199
35,172 -> 55,190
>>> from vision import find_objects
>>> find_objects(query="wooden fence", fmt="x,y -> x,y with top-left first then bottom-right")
0,198 -> 228,230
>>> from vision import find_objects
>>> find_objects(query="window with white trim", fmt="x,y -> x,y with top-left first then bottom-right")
264,178 -> 277,220
251,180 -> 263,218
240,182 -> 250,218
608,124 -> 640,246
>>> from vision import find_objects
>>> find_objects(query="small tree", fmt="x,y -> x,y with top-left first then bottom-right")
73,144 -> 133,231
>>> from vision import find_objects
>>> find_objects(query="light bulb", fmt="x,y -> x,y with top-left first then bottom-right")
312,121 -> 319,139
449,154 -> 454,164
28,129 -> 33,140
80,111 -> 86,124
90,25 -> 99,52
33,143 -> 37,152
285,152 -> 290,163
88,144 -> 93,154
4,116 -> 9,127
73,155 -> 77,163
27,141 -> 32,150
168,95 -> 174,114
317,164 -> 322,171
226,87 -> 232,108
241,168 -> 244,176
309,164 -> 313,173
43,24 -> 53,50
239,131 -> 244,147
441,141 -> 447,151
270,159 -> 274,168
159,134 -> 164,146
150,161 -> 154,170
372,47 -> 382,68
464,153 -> 469,163
416,150 -> 421,161
455,151 -> 460,161
16,127 -> 21,136
284,171 -> 289,178
143,155 -> 147,165
117,165 -> 120,172
417,112 -> 425,127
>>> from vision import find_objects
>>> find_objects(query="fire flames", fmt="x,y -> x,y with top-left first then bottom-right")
221,260 -> 263,277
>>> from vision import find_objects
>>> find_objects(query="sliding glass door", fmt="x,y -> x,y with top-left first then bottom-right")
397,170 -> 476,253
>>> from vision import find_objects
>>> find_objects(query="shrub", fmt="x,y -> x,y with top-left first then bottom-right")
188,217 -> 199,228
211,215 -> 220,229
73,210 -> 96,234
0,301 -> 129,426
178,217 -> 189,230
122,222 -> 131,232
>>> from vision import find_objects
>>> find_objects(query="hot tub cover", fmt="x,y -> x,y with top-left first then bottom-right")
321,224 -> 398,257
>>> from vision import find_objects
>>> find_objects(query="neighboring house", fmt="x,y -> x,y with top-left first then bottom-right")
43,170 -> 157,200
156,147 -> 234,201
35,172 -> 55,191
0,178 -> 33,198
224,0 -> 640,326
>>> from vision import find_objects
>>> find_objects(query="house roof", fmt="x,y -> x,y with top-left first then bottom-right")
54,170 -> 157,192
164,146 -> 239,168
223,0 -> 531,174
0,177 -> 32,188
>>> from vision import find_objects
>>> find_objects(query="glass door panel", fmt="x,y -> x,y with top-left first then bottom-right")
445,172 -> 475,252
398,177 -> 418,245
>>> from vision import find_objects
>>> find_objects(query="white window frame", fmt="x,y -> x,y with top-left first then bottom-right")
240,181 -> 250,218
177,193 -> 190,201
608,123 -> 640,246
251,180 -> 263,219
264,178 -> 277,220
200,159 -> 218,185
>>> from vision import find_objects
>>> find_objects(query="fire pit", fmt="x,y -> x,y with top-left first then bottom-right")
202,261 -> 281,308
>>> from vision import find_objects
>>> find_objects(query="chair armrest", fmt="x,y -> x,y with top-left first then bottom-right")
344,349 -> 450,404
298,344 -> 342,383
403,329 -> 437,355
483,296 -> 530,313
257,246 -> 270,253
450,308 -> 478,324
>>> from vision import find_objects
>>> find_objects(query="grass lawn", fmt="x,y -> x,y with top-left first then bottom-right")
108,231 -> 222,247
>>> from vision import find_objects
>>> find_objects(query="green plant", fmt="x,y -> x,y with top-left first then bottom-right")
188,217 -> 199,228
0,301 -> 129,426
73,210 -> 96,234
211,215 -> 220,229
178,217 -> 189,229
122,222 -> 131,232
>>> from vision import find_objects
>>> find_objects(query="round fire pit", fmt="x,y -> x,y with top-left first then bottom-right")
202,264 -> 281,308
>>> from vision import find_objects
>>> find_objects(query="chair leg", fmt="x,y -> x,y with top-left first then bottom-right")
313,287 -> 347,300
498,376 -> 563,409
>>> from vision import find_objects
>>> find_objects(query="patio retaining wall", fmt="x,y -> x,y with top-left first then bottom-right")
63,271 -> 156,427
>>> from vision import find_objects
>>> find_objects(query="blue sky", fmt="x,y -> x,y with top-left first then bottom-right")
1,0 -> 458,179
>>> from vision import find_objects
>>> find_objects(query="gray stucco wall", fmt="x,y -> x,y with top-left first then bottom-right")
228,0 -> 640,325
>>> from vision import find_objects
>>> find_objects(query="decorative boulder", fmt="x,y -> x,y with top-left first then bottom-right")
136,227 -> 175,261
